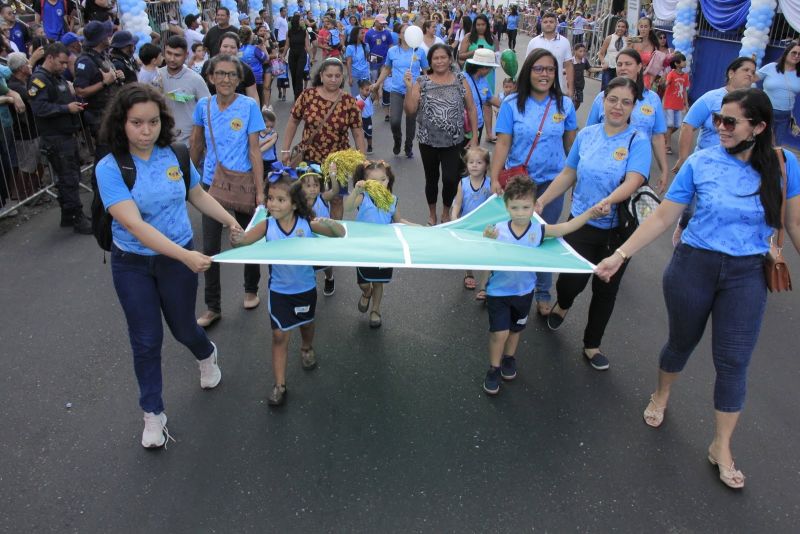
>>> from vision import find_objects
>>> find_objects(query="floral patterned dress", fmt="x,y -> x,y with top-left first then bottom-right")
290,88 -> 362,164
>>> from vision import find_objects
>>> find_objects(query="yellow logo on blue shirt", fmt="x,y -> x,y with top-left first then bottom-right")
230,118 -> 243,131
295,228 -> 305,237
640,104 -> 654,116
166,166 -> 182,181
613,147 -> 629,161
552,113 -> 565,123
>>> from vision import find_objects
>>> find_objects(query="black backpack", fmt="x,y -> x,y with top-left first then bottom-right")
91,143 -> 192,252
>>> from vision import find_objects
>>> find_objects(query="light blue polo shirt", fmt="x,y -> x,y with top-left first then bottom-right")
346,43 -> 371,80
385,45 -> 429,95
586,88 -> 667,138
356,193 -> 397,224
193,94 -> 265,185
506,15 -> 519,30
495,94 -> 577,184
758,62 -> 800,111
486,221 -> 545,297
566,123 -> 652,229
97,145 -> 201,255
683,86 -> 727,151
666,146 -> 800,256
266,215 -> 317,294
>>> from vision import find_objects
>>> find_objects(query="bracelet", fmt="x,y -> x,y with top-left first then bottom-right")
280,150 -> 291,153
614,248 -> 629,261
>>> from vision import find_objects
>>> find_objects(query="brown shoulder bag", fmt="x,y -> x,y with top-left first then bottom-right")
764,148 -> 792,292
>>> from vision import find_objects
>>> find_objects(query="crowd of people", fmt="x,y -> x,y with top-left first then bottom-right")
0,0 -> 799,492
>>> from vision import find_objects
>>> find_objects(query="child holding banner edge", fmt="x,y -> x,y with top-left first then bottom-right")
231,173 -> 345,406
481,177 -> 608,396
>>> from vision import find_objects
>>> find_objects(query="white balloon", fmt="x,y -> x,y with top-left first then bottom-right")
404,25 -> 423,49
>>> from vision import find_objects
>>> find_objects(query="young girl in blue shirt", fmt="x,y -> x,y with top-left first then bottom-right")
96,84 -> 243,448
231,173 -> 345,406
298,163 -> 341,296
481,177 -> 606,396
344,160 -> 412,328
596,88 -> 800,490
451,146 -> 492,297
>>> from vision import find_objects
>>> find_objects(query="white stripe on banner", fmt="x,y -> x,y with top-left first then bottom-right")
393,225 -> 412,264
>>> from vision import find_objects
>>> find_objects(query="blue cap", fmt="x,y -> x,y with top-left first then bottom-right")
60,32 -> 84,46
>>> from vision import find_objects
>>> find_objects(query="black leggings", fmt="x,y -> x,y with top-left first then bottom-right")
418,143 -> 463,207
288,49 -> 307,100
555,222 -> 630,349
507,29 -> 518,50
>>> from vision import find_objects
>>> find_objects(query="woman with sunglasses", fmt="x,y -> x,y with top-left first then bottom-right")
596,88 -> 800,489
490,49 -> 577,313
535,77 -> 652,371
757,40 -> 800,146
586,48 -> 668,201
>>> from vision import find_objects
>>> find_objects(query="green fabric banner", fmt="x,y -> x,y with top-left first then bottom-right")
214,196 -> 595,273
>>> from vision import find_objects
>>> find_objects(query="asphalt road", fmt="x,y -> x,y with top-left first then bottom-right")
2,33 -> 800,533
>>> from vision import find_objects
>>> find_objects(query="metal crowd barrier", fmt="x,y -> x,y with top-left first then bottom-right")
0,104 -> 96,219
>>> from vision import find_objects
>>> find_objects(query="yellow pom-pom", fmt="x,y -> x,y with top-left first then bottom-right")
322,149 -> 366,186
364,180 -> 394,212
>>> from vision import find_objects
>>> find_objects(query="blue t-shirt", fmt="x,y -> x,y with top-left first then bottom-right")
486,221 -> 545,297
666,146 -> 800,256
495,94 -> 577,184
466,73 -> 493,128
506,15 -> 519,30
356,193 -> 397,224
259,129 -> 277,161
683,86 -> 727,151
566,123 -> 652,229
356,94 -> 373,118
346,44 -> 371,80
97,145 -> 201,255
586,89 -> 667,138
364,28 -> 393,66
10,22 -> 28,52
758,62 -> 800,111
42,0 -> 66,40
385,45 -> 429,95
193,94 -> 266,185
240,45 -> 267,84
459,176 -> 492,215
266,215 -> 317,294
313,194 -> 330,218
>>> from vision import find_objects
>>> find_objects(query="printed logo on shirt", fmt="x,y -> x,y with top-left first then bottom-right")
295,228 -> 305,237
166,166 -> 182,181
57,9 -> 63,16
77,63 -> 86,70
516,315 -> 529,325
294,305 -> 311,314
613,147 -> 629,161
375,38 -> 382,45
640,104 -> 654,116
230,118 -> 243,131
552,112 -> 565,123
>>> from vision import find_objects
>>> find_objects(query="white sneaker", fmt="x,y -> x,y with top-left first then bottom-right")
199,342 -> 222,389
142,412 -> 171,448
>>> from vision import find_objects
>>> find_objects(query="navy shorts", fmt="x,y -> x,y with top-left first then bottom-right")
268,288 -> 317,331
487,292 -> 534,333
357,266 -> 393,284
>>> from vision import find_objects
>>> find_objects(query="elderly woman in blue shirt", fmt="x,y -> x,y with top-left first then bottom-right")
597,88 -> 800,490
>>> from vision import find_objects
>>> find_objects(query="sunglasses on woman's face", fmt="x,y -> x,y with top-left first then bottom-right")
712,112 -> 753,131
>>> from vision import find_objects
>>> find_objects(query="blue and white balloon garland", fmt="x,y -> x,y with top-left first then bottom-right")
671,0 -> 698,68
118,0 -> 151,51
739,0 -> 777,66
180,0 -> 200,20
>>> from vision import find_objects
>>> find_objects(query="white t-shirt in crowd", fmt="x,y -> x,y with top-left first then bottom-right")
526,33 -> 574,91
275,16 -> 289,41
185,27 -> 204,60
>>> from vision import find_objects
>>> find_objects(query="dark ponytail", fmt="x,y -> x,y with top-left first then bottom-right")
723,89 -> 782,228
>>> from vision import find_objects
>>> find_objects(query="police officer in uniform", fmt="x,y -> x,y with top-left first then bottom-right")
109,30 -> 140,84
73,19 -> 122,140
29,42 -> 92,234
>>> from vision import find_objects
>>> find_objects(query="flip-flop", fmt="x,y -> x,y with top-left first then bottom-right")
464,275 -> 477,290
369,311 -> 382,328
358,291 -> 372,313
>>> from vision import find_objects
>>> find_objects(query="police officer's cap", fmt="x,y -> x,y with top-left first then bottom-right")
84,20 -> 114,47
110,30 -> 140,49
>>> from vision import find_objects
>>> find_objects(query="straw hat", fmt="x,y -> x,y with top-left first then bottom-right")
466,48 -> 499,68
